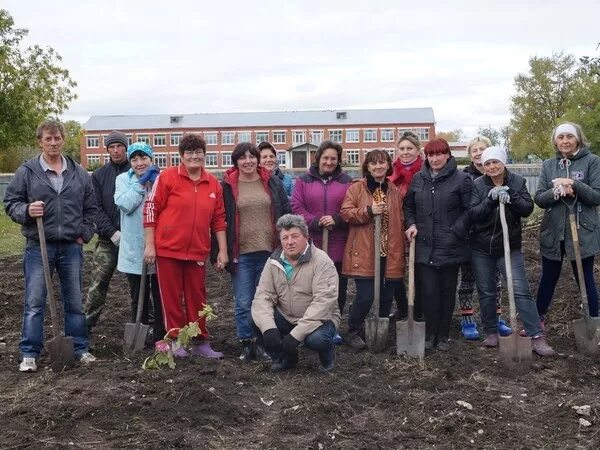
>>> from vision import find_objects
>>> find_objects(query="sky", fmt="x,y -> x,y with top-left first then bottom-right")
3,0 -> 599,137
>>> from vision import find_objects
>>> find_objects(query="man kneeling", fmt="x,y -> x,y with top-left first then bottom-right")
251,214 -> 340,373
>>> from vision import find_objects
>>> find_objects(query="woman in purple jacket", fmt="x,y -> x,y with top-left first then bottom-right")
291,140 -> 353,342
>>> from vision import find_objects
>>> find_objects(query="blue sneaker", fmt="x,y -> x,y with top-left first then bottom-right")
497,319 -> 512,337
461,321 -> 480,340
333,332 -> 343,345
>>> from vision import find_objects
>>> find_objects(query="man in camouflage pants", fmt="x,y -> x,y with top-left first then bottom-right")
85,131 -> 130,332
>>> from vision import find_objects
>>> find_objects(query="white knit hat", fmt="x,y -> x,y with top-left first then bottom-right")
481,146 -> 507,166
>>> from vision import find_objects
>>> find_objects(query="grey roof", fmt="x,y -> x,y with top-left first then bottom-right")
84,108 -> 435,131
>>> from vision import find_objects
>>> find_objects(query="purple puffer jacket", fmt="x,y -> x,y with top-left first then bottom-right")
291,165 -> 353,263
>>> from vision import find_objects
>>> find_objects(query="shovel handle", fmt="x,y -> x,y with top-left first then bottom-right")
499,203 -> 517,332
407,239 -> 416,322
372,215 -> 382,318
322,228 -> 329,253
36,217 -> 61,337
135,263 -> 148,324
569,213 -> 590,319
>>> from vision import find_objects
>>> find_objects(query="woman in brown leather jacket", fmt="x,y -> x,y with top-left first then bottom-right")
341,149 -> 405,350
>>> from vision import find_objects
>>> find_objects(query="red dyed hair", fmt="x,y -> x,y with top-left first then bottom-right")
424,138 -> 451,155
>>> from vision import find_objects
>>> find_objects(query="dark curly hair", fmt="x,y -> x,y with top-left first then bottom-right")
232,142 -> 260,166
257,141 -> 276,156
315,140 -> 343,166
361,149 -> 393,177
178,134 -> 206,156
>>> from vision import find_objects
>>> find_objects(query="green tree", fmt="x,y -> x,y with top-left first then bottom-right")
0,9 -> 77,171
435,129 -> 464,142
476,126 -> 501,146
63,120 -> 83,162
509,52 -> 578,160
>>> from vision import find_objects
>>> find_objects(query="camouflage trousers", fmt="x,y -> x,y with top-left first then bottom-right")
458,261 -> 502,316
84,238 -> 119,330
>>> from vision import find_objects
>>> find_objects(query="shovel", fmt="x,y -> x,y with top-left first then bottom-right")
321,227 -> 329,253
36,217 -> 74,371
570,211 -> 600,355
365,214 -> 389,353
497,203 -> 532,368
396,239 -> 425,358
123,263 -> 150,354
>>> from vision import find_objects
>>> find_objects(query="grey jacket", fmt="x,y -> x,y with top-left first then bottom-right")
251,242 -> 341,341
3,155 -> 97,243
534,147 -> 600,261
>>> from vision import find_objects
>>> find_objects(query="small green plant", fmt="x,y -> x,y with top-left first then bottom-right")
142,304 -> 217,370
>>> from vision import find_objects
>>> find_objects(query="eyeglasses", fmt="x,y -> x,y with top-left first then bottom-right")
183,150 -> 205,157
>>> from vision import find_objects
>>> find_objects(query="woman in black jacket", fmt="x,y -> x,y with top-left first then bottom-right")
468,147 -> 554,356
403,138 -> 471,351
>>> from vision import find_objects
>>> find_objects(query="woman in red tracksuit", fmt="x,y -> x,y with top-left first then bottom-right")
144,134 -> 228,359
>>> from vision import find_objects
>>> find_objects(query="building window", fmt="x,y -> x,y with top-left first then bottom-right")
101,134 -> 108,147
381,129 -> 394,142
86,136 -> 99,148
329,130 -> 342,143
238,132 -> 251,143
154,134 -> 166,147
154,153 -> 168,169
205,152 -> 218,167
277,152 -> 287,167
205,132 -> 217,145
126,134 -> 133,145
346,129 -> 359,143
416,127 -> 430,141
293,131 -> 305,145
103,154 -> 111,165
256,132 -> 269,144
170,153 -> 180,166
222,132 -> 235,145
137,134 -> 150,144
345,150 -> 360,165
273,131 -> 286,144
221,152 -> 232,167
364,129 -> 377,142
170,134 -> 182,146
87,154 -> 100,166
385,149 -> 395,160
310,131 -> 323,145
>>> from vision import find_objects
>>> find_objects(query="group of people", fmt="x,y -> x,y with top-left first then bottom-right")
4,119 -> 599,374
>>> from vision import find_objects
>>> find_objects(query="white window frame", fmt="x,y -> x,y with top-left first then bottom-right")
221,152 -> 232,167
136,134 -> 150,144
329,129 -> 342,143
272,131 -> 286,144
101,134 -> 109,147
277,152 -> 287,167
126,134 -> 133,146
86,135 -> 99,148
103,154 -> 111,165
345,150 -> 360,166
154,134 -> 166,147
237,131 -> 251,143
310,130 -> 323,145
293,131 -> 306,145
380,128 -> 394,142
416,127 -> 430,141
170,153 -> 180,166
205,152 -> 218,168
255,131 -> 269,144
385,148 -> 395,160
170,134 -> 182,146
87,154 -> 100,166
204,132 -> 218,146
222,132 -> 235,145
154,153 -> 168,169
363,129 -> 377,143
345,129 -> 360,143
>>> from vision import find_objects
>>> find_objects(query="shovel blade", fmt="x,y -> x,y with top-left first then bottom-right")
123,322 -> 150,354
499,334 -> 531,370
47,335 -> 74,371
365,317 -> 389,353
396,320 -> 425,359
573,317 -> 600,356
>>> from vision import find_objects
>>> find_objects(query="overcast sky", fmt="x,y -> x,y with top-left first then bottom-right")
4,0 -> 599,137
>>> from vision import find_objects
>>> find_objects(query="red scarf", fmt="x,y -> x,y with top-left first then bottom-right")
389,157 -> 423,198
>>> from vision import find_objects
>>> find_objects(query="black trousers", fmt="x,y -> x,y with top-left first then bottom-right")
126,273 -> 165,343
394,270 -> 423,319
418,263 -> 460,339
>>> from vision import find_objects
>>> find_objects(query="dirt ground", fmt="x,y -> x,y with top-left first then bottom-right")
1,228 -> 599,449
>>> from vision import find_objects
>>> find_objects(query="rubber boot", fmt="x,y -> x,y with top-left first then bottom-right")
191,342 -> 224,359
461,318 -> 480,340
497,318 -> 512,337
253,341 -> 272,363
531,335 -> 555,356
239,340 -> 254,363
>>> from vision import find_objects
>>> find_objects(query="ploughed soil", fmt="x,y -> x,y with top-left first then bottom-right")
1,228 -> 600,449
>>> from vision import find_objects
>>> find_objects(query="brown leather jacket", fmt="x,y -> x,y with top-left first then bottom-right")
340,178 -> 405,280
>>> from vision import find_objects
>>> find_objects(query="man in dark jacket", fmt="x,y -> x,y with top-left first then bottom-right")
84,131 -> 130,332
3,120 -> 98,372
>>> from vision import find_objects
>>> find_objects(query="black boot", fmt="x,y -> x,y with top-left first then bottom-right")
253,342 -> 272,363
239,340 -> 254,363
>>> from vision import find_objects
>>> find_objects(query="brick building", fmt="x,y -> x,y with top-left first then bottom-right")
81,108 -> 436,171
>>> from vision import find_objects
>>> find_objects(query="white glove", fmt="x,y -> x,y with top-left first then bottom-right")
488,186 -> 510,204
110,230 -> 121,247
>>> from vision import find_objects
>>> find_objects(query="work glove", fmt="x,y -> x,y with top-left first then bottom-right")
262,328 -> 282,353
138,165 -> 160,185
281,334 -> 301,354
488,186 -> 510,204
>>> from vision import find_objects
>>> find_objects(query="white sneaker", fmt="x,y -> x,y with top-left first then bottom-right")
19,357 -> 37,373
78,352 -> 97,364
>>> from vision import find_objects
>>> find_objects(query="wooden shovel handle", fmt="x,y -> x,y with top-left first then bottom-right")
36,217 -> 61,337
135,263 -> 148,324
499,203 -> 517,332
322,228 -> 329,253
407,239 -> 416,322
569,213 -> 590,319
373,215 -> 382,317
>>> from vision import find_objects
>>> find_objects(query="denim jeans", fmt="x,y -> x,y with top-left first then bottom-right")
21,241 -> 88,358
471,249 -> 542,336
255,308 -> 336,367
232,251 -> 270,340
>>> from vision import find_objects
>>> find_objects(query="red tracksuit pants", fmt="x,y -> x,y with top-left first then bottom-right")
156,256 -> 208,338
